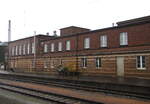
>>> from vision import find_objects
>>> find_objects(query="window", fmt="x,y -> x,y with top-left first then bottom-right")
12,47 -> 15,56
32,42 -> 35,54
19,45 -> 22,55
23,44 -> 26,55
32,60 -> 35,68
137,56 -> 146,69
44,61 -> 48,68
51,43 -> 54,52
100,35 -> 107,47
84,38 -> 90,49
120,32 -> 128,45
15,46 -> 18,55
50,60 -> 54,68
58,42 -> 62,51
95,57 -> 101,68
66,40 -> 70,50
27,43 -> 30,54
59,59 -> 62,65
81,57 -> 87,68
44,44 -> 48,53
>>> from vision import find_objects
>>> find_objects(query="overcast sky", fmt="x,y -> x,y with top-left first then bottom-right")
0,0 -> 150,42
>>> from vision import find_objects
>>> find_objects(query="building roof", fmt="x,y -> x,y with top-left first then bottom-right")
0,42 -> 8,46
117,15 -> 150,26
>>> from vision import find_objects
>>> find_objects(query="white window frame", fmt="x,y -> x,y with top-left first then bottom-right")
58,42 -> 62,51
120,32 -> 128,46
15,46 -> 18,55
136,56 -> 146,70
44,44 -> 48,53
81,57 -> 87,68
95,57 -> 101,68
66,40 -> 71,51
51,43 -> 55,52
84,38 -> 90,49
27,43 -> 30,54
32,42 -> 35,54
100,35 -> 107,47
19,45 -> 22,55
23,44 -> 26,55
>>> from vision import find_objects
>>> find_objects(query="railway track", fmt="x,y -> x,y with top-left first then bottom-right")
0,73 -> 149,100
0,82 -> 101,104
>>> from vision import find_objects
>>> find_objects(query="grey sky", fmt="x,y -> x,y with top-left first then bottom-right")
0,0 -> 150,42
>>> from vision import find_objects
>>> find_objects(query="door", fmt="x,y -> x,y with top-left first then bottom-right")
117,57 -> 124,77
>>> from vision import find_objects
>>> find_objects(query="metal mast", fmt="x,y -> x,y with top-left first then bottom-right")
8,20 -> 11,42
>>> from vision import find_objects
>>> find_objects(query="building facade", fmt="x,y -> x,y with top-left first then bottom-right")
7,16 -> 150,78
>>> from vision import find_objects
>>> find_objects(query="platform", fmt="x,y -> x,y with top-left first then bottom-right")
0,70 -> 150,88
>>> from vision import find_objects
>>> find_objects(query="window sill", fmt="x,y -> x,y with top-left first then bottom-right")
96,67 -> 101,69
120,45 -> 128,47
137,68 -> 146,70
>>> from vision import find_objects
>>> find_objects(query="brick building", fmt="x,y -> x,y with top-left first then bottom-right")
7,16 -> 150,78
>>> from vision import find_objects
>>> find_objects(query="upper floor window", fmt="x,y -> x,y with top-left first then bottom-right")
120,32 -> 128,46
66,40 -> 71,50
58,42 -> 62,51
84,38 -> 90,49
44,44 -> 48,53
137,56 -> 146,69
27,43 -> 30,54
32,42 -> 35,54
19,45 -> 22,55
100,35 -> 107,47
12,47 -> 15,56
95,57 -> 101,68
23,44 -> 26,55
81,57 -> 87,68
51,43 -> 55,52
15,46 -> 18,55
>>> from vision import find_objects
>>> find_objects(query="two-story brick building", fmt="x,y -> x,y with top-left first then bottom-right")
7,16 -> 150,78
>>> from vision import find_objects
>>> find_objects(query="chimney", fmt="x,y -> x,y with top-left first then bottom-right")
46,32 -> 49,36
8,20 -> 11,42
53,31 -> 57,37
112,23 -> 115,27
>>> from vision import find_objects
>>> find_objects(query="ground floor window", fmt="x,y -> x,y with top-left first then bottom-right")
50,60 -> 54,68
95,57 -> 101,68
32,60 -> 36,68
136,56 -> 146,69
81,57 -> 87,68
44,61 -> 48,68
